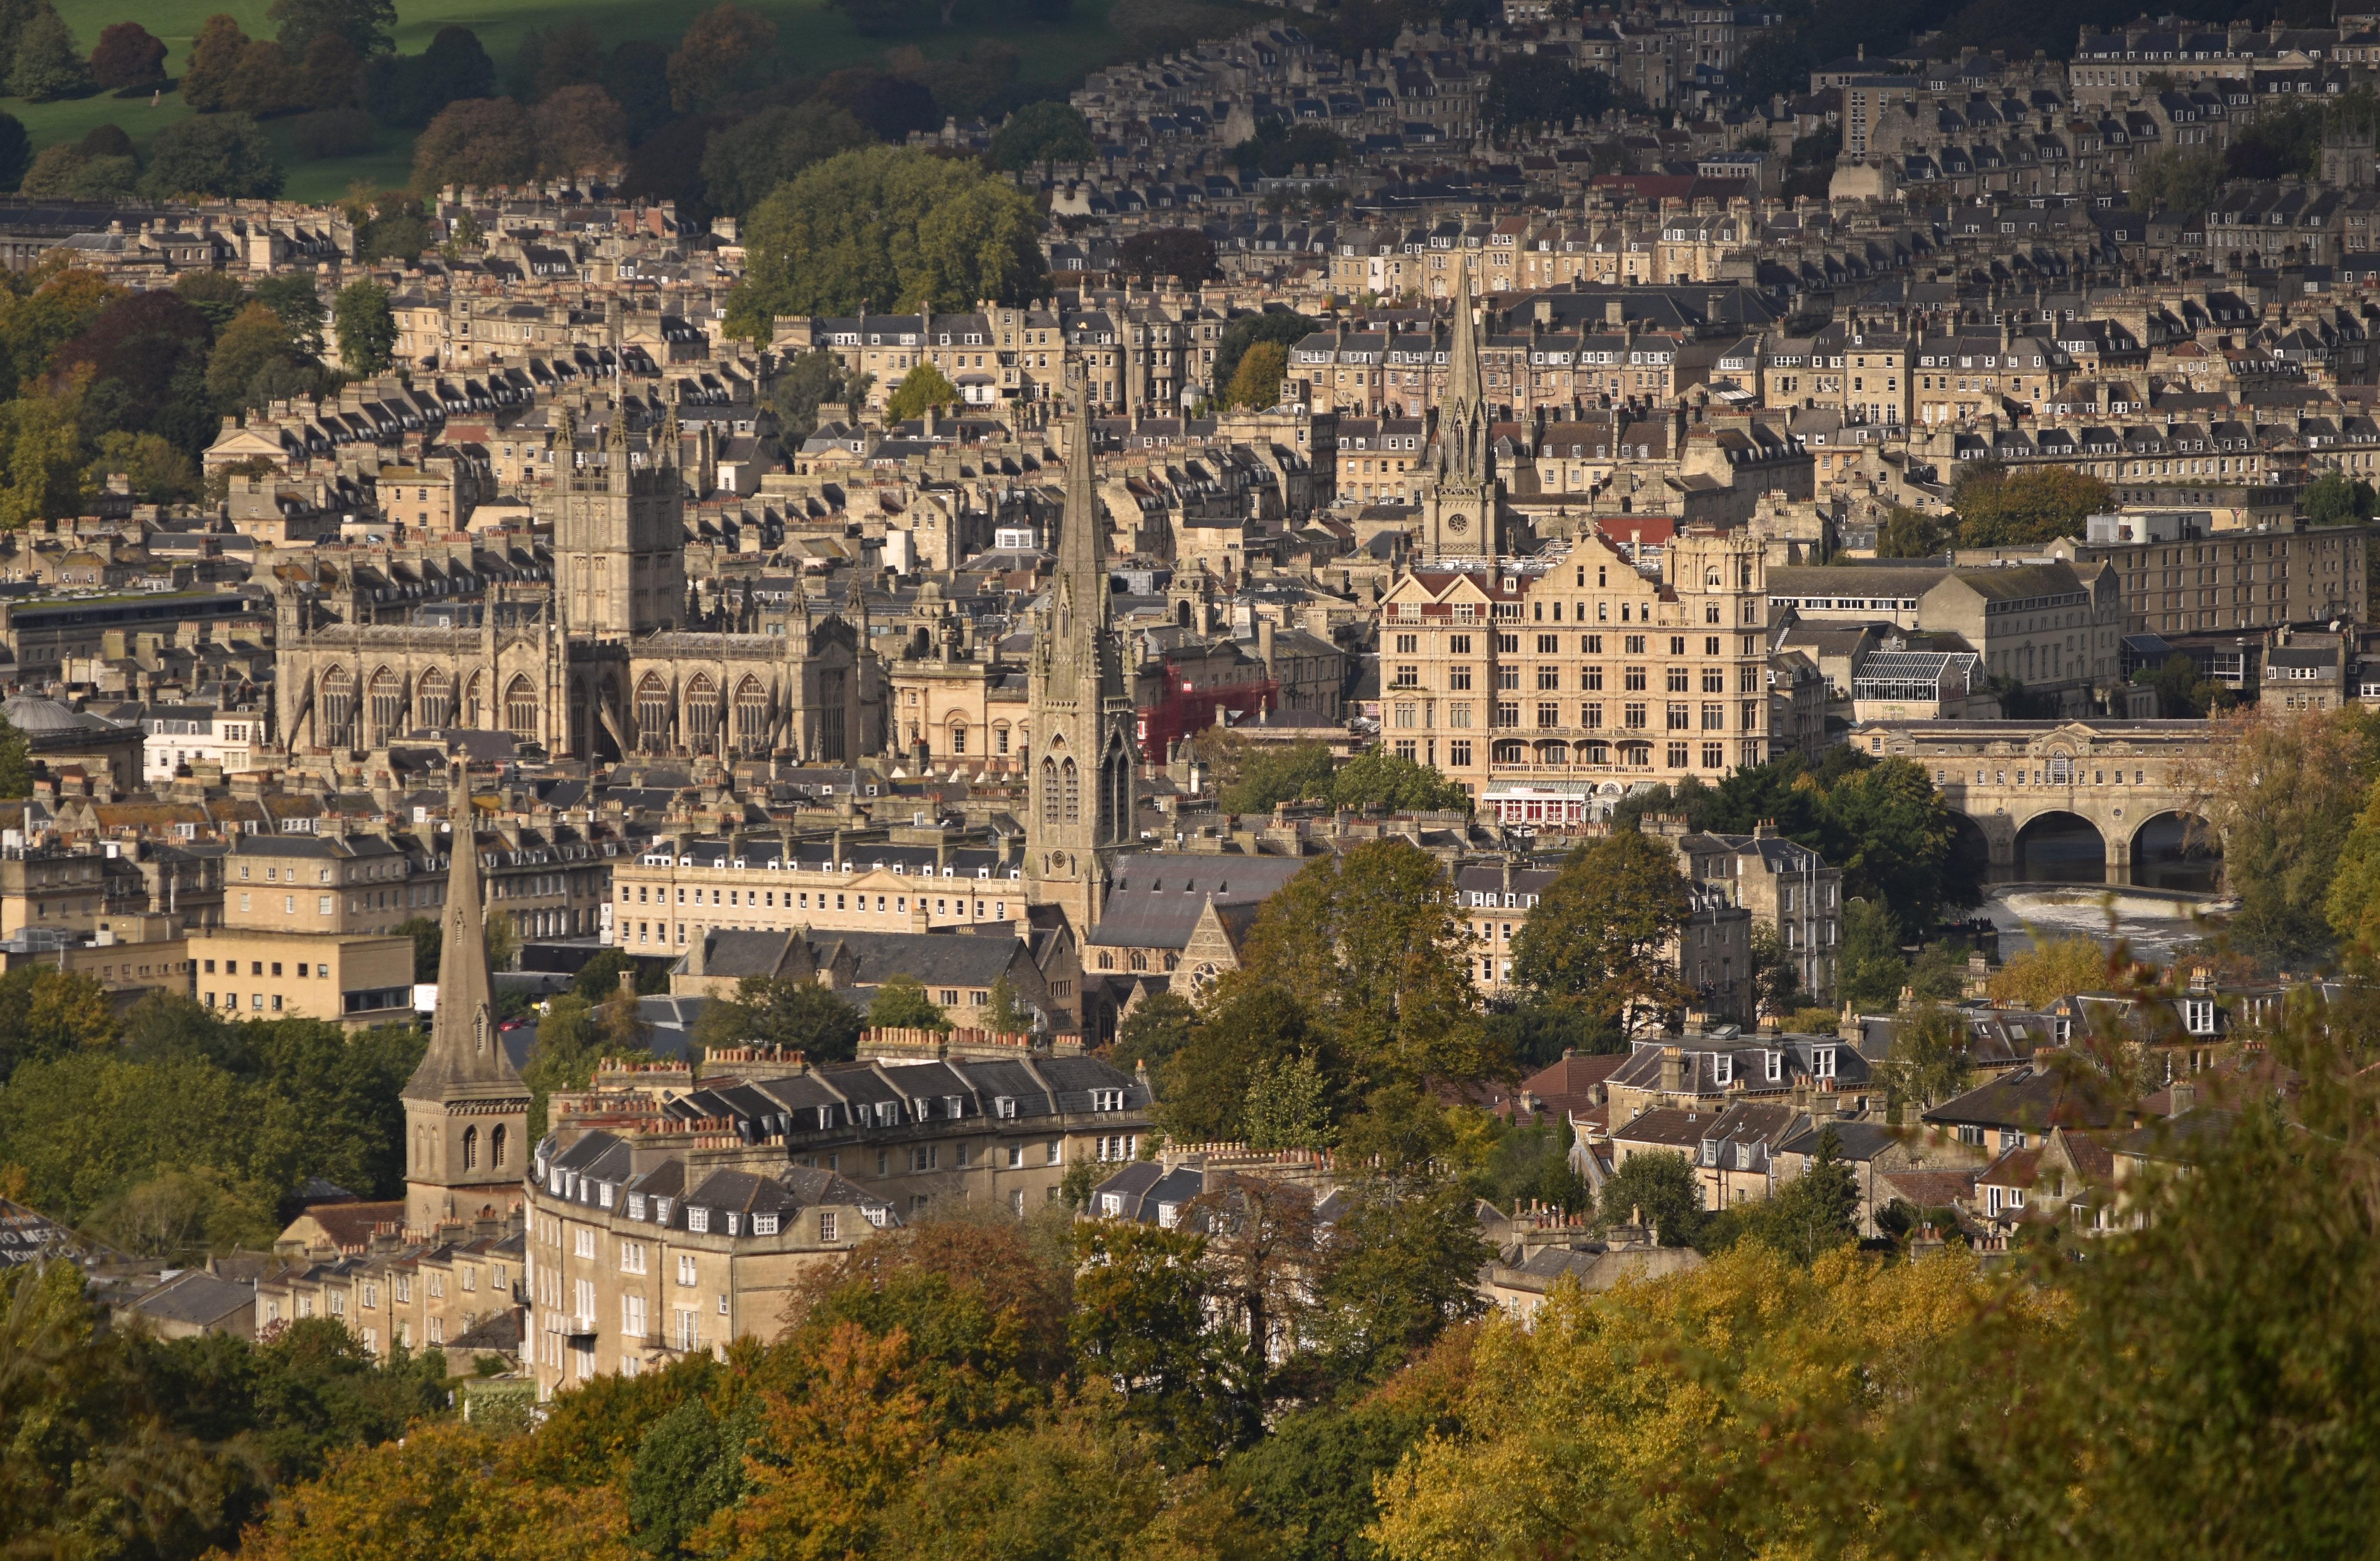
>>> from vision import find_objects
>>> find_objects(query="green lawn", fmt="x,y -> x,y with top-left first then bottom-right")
18,0 -> 1129,202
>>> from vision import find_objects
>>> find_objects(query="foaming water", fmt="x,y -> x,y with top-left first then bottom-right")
1981,884 -> 2235,961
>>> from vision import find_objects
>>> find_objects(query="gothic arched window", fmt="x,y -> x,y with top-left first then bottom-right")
1041,756 -> 1061,825
1061,757 -> 1080,824
686,673 -> 720,750
735,677 -> 769,752
368,666 -> 404,747
636,673 -> 671,752
320,667 -> 354,748
504,675 -> 539,742
491,1124 -> 507,1169
462,1125 -> 478,1171
418,667 -> 453,729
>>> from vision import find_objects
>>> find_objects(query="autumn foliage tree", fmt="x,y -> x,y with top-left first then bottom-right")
88,21 -> 168,90
1949,462 -> 2114,548
666,2 -> 777,112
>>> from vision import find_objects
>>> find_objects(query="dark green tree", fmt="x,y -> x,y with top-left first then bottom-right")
140,115 -> 284,200
982,99 -> 1094,172
1511,831 -> 1692,1037
333,278 -> 396,376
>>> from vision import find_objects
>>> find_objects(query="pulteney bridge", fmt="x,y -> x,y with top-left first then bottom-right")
1853,720 -> 2220,890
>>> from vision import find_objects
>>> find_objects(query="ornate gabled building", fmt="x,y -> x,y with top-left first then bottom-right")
403,768 -> 530,1236
271,388 -> 883,770
1024,387 -> 1140,940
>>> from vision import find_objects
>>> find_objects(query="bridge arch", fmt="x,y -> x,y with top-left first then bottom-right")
2015,810 -> 2108,884
1946,812 -> 1993,903
2128,810 -> 2222,894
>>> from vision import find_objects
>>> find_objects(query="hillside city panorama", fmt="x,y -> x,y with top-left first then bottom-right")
0,0 -> 2373,1554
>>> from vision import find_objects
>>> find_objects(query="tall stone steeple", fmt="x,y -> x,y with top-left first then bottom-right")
1421,265 -> 1499,561
1026,379 -> 1138,946
402,765 -> 530,1235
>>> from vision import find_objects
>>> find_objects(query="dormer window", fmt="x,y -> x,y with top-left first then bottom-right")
1813,1046 -> 1837,1079
996,1096 -> 1018,1118
1093,1088 -> 1126,1111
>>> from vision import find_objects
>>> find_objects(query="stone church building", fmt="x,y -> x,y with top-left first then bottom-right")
271,390 -> 883,766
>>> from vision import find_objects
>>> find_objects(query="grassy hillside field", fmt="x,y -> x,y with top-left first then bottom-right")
17,0 -> 1130,202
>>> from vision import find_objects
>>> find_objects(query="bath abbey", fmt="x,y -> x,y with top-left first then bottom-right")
270,389 -> 881,767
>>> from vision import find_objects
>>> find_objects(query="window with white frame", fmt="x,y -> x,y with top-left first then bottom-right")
677,1253 -> 697,1286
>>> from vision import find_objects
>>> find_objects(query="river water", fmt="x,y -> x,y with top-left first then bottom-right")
1979,885 -> 2236,963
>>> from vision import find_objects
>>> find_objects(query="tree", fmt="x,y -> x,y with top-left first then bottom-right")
1480,51 -> 1620,137
1592,1147 -> 1704,1246
2304,469 -> 2377,527
984,975 -> 1032,1034
1211,311 -> 1319,405
1113,990 -> 1195,1081
1873,1001 -> 1972,1116
7,7 -> 88,101
2133,144 -> 2227,215
0,707 -> 28,801
253,273 -> 327,356
1874,504 -> 1948,558
2188,706 -> 2377,966
204,302 -> 297,412
689,975 -> 866,1062
1229,839 -> 1497,1099
1834,898 -> 1907,1012
700,99 -> 873,220
666,3 -> 777,112
770,349 -> 852,442
1814,756 -> 1972,932
1328,749 -> 1471,813
220,38 -> 300,115
411,96 -> 535,192
1726,1127 -> 1858,1264
817,67 -> 939,145
0,379 -> 92,526
1989,936 -> 2111,1009
2132,652 -> 2232,720
869,972 -> 948,1032
483,906 -> 517,973
885,363 -> 961,423
1215,738 -> 1335,814
367,24 -> 496,127
1069,1220 -> 1252,1457
1223,340 -> 1289,410
181,13 -> 252,111
0,114 -> 25,193
267,0 -> 394,58
602,40 -> 674,144
392,916 -> 440,983
1749,922 -> 1802,1020
1511,831 -> 1691,1037
530,18 -> 601,101
88,21 -> 166,90
1313,1172 -> 1491,1381
532,83 -> 627,176
141,114 -> 283,200
983,100 -> 1093,172
1240,1051 -> 1334,1151
730,146 -> 1047,329
1229,118 -> 1349,179
1118,226 -> 1217,284
333,278 -> 396,376
1951,464 -> 2113,548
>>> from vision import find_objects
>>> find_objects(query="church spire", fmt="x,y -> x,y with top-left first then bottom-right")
1441,264 -> 1487,486
403,766 -> 516,1105
1058,381 -> 1104,613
